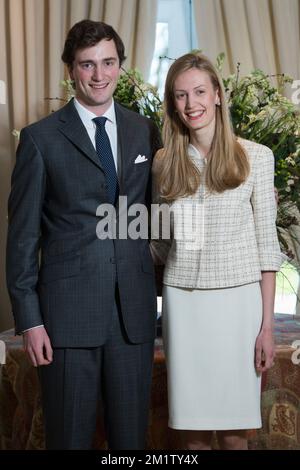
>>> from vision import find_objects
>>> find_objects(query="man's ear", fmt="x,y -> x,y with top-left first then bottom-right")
68,66 -> 74,81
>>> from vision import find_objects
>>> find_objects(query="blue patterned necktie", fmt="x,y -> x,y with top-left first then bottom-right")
93,116 -> 119,205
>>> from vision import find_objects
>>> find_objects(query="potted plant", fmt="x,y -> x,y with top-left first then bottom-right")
14,58 -> 300,263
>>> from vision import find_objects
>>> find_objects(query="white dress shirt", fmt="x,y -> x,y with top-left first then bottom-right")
73,97 -> 118,171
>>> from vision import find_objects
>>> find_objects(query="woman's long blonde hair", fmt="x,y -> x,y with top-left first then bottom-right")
157,52 -> 249,201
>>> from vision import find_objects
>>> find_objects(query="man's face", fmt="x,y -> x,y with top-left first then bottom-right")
69,39 -> 120,115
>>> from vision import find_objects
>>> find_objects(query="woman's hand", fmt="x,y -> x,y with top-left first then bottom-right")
255,328 -> 275,373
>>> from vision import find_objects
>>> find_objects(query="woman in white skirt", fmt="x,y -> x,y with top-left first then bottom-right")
151,52 -> 282,450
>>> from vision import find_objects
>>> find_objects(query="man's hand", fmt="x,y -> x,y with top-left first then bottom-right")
23,327 -> 53,367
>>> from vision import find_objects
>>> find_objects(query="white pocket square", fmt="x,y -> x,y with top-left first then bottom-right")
134,154 -> 148,164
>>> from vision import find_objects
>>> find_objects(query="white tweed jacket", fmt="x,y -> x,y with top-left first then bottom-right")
151,138 -> 283,289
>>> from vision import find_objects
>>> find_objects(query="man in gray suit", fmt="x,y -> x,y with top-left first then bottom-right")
6,19 -> 161,450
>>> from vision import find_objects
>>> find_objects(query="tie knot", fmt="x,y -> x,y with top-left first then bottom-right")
93,116 -> 107,128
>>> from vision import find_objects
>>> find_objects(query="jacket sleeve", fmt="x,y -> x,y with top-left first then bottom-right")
250,146 -> 283,271
6,127 -> 46,334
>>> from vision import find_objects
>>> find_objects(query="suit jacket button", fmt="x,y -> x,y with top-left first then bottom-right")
110,257 -> 116,264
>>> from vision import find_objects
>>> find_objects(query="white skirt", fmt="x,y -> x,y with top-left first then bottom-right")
162,282 -> 262,430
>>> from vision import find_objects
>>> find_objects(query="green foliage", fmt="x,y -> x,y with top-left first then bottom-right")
59,70 -> 164,130
60,79 -> 75,102
114,68 -> 163,130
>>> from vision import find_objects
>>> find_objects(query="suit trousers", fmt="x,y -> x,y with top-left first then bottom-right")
39,286 -> 154,450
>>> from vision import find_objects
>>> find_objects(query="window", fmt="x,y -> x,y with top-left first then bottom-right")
149,0 -> 198,97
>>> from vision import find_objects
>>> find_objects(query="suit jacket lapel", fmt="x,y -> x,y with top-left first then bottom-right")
58,99 -> 103,171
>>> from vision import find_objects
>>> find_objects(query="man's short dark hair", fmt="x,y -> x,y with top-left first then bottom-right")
62,19 -> 126,67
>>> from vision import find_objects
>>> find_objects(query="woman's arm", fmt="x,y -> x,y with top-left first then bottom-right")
255,271 -> 276,373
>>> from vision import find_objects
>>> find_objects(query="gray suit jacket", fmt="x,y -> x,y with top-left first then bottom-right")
6,99 -> 162,347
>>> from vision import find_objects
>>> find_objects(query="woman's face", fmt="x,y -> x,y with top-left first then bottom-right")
173,68 -> 220,136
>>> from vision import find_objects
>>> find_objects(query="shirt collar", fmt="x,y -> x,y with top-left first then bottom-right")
188,143 -> 207,163
73,98 -> 116,128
